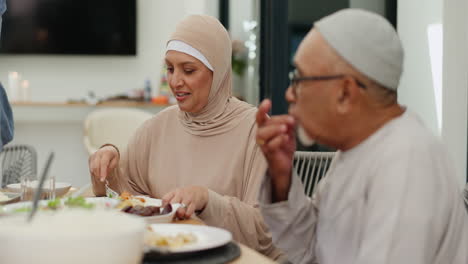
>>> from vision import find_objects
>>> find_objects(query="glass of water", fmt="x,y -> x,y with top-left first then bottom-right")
45,175 -> 56,200
20,175 -> 32,201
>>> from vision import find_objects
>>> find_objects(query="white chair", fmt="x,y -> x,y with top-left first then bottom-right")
83,108 -> 153,155
464,184 -> 468,212
0,144 -> 38,187
293,151 -> 335,197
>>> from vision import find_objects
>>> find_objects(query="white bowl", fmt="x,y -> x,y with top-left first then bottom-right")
0,210 -> 146,264
7,181 -> 72,197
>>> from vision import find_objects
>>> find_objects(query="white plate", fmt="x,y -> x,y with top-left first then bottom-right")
6,181 -> 72,197
146,224 -> 232,253
0,192 -> 21,205
122,196 -> 180,224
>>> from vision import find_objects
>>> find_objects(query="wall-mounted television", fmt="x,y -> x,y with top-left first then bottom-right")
0,0 -> 137,55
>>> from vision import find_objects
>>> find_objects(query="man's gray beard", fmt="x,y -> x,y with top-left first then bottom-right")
297,125 -> 315,147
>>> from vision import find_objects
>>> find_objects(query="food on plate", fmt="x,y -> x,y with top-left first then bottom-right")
47,198 -> 62,210
117,191 -> 173,217
122,205 -> 161,216
145,227 -> 197,249
120,203 -> 173,217
116,191 -> 145,209
63,196 -> 95,209
41,197 -> 95,210
121,204 -> 173,217
120,191 -> 146,203
12,207 -> 32,213
116,198 -> 144,209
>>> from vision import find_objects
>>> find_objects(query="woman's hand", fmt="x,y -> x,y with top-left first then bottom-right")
162,186 -> 209,219
88,145 -> 120,182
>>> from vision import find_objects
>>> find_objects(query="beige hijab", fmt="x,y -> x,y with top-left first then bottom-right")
168,15 -> 253,136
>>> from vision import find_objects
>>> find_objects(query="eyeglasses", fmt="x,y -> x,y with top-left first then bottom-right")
289,69 -> 367,97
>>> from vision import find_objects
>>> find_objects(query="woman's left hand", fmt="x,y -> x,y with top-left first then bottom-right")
162,186 -> 209,219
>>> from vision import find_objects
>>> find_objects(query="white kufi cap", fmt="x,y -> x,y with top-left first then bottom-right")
315,9 -> 404,90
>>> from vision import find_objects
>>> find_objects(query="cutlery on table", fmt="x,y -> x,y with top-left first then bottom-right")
27,152 -> 54,222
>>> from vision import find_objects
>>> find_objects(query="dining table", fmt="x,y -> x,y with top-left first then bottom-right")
47,186 -> 277,264
0,186 -> 277,263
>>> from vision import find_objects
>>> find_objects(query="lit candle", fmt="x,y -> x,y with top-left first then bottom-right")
20,80 -> 30,101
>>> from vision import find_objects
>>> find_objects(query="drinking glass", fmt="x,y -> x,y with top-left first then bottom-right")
45,175 -> 56,200
20,175 -> 32,201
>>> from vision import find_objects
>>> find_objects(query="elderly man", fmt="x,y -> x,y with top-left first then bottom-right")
256,9 -> 468,264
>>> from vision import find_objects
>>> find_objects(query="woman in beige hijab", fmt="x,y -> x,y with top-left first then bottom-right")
89,15 -> 282,259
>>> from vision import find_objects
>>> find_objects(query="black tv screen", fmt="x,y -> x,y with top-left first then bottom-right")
0,0 -> 137,55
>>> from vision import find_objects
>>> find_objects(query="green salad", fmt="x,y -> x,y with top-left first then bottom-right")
12,207 -> 32,213
63,196 -> 95,209
9,196 -> 95,213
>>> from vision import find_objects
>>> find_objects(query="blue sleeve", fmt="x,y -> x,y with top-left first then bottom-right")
0,0 -> 5,17
0,83 -> 14,149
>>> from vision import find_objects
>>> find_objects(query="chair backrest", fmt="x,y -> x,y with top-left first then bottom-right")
0,144 -> 38,187
83,108 -> 153,154
293,151 -> 335,197
464,184 -> 468,212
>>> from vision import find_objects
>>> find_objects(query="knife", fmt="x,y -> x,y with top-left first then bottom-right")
27,152 -> 54,222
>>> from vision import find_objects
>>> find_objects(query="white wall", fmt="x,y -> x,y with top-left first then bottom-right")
12,123 -> 89,186
442,0 -> 468,185
0,0 -> 203,102
398,0 -> 467,184
349,0 -> 385,16
397,0 -> 442,135
2,0 -> 218,187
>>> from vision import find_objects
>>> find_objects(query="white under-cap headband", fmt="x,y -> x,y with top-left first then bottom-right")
166,40 -> 214,71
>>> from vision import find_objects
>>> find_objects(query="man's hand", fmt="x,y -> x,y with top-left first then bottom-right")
256,99 -> 296,202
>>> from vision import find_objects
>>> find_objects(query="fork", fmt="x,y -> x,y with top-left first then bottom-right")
105,180 -> 119,199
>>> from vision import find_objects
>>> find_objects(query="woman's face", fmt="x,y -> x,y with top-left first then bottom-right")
165,50 -> 213,113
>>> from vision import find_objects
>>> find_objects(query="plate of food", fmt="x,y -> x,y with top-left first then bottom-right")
6,181 -> 72,197
0,191 -> 21,205
145,224 -> 232,253
0,196 -> 119,214
116,192 -> 180,224
0,191 -> 180,224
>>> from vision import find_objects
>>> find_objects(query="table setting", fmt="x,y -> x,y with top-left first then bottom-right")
0,154 -> 273,264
